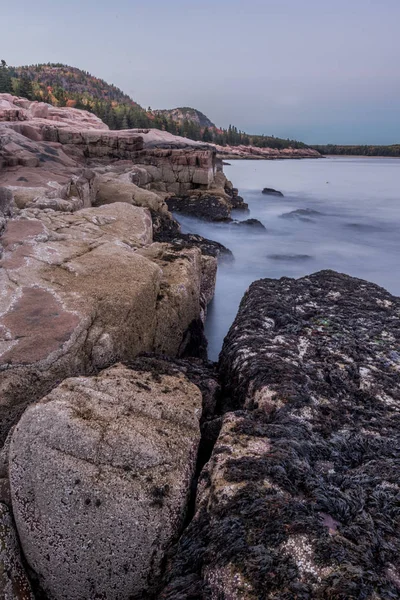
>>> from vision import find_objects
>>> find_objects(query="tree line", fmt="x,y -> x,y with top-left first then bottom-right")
312,144 -> 400,157
0,60 -> 308,150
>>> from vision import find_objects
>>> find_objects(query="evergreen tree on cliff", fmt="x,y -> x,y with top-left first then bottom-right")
17,73 -> 34,100
202,127 -> 212,142
0,60 -> 13,94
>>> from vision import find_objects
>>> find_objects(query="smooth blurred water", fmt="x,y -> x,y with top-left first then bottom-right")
174,157 -> 400,361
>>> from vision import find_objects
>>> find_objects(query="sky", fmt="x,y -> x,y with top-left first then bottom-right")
2,0 -> 400,144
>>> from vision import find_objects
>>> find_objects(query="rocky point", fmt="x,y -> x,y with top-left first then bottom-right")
1,93 -> 399,600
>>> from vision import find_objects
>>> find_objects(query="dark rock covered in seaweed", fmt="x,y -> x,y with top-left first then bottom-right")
151,210 -> 233,260
168,233 -> 233,261
225,186 -> 249,211
165,173 -> 248,222
125,354 -> 220,423
166,193 -> 232,221
262,187 -> 284,196
161,270 -> 400,599
232,218 -> 266,231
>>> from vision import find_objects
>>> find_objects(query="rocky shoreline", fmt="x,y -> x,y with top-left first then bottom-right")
1,94 -> 399,599
212,143 -> 321,161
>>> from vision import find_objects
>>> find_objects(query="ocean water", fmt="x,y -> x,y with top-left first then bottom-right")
174,157 -> 400,361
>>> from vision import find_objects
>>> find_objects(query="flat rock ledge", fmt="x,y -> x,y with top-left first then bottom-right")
162,270 -> 400,599
10,363 -> 203,600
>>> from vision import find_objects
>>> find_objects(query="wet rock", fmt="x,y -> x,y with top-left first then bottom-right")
151,207 -> 232,260
0,503 -> 35,599
262,187 -> 284,196
280,208 -> 323,222
165,172 -> 246,221
10,363 -> 202,600
224,181 -> 248,211
163,271 -> 400,599
166,192 -> 231,221
229,193 -> 248,211
232,218 -> 266,230
154,217 -> 233,261
344,222 -> 385,232
267,253 -> 313,261
169,233 -> 233,261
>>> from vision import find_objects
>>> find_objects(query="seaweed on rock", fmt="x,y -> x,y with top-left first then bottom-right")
161,270 -> 400,599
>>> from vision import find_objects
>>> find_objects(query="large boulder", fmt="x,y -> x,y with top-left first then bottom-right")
10,363 -> 202,600
162,271 -> 400,599
0,203 -> 211,444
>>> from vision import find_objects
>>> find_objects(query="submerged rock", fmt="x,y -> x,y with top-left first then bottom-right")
267,253 -> 313,261
232,218 -> 266,230
344,222 -> 386,232
162,271 -> 400,599
10,363 -> 203,600
262,187 -> 284,196
280,208 -> 323,221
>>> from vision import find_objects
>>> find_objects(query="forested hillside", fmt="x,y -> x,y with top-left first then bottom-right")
0,61 -> 309,149
312,144 -> 400,157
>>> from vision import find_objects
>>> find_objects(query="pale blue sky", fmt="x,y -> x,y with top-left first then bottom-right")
2,0 -> 400,144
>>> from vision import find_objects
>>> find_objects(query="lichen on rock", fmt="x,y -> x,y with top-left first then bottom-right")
9,363 -> 203,600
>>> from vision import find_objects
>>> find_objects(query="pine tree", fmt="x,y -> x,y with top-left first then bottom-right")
17,73 -> 34,100
121,113 -> 129,129
202,127 -> 212,142
0,60 -> 13,94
